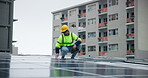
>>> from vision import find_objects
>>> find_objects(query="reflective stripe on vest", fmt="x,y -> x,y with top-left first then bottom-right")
60,32 -> 74,44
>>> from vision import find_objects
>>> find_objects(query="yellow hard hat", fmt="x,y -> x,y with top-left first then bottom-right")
61,25 -> 69,32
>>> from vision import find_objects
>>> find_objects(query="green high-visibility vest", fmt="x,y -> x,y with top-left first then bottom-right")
56,32 -> 81,48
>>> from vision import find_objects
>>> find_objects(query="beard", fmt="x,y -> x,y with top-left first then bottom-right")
64,33 -> 69,36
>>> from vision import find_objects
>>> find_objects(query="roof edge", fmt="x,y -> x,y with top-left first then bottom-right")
51,0 -> 99,14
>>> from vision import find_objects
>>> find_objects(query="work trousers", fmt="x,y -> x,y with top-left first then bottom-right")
61,45 -> 81,59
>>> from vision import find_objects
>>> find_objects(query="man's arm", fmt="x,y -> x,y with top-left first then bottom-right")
55,36 -> 62,57
72,33 -> 82,49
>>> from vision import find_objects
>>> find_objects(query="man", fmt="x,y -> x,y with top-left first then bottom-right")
55,25 -> 82,59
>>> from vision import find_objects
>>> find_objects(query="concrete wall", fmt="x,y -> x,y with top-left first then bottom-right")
135,0 -> 148,59
86,2 -> 99,56
107,0 -> 127,58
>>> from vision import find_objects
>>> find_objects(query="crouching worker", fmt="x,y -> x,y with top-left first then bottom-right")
55,25 -> 82,59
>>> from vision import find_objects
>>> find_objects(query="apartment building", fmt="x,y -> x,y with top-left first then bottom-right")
52,0 -> 148,59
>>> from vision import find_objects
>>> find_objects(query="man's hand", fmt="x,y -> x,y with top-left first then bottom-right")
73,44 -> 77,51
55,53 -> 59,58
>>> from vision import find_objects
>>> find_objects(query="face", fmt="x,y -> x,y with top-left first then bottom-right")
63,30 -> 69,36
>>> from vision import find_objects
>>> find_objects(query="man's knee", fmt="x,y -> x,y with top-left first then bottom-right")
61,47 -> 69,52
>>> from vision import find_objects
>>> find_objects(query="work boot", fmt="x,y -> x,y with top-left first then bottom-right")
61,56 -> 66,60
71,57 -> 74,59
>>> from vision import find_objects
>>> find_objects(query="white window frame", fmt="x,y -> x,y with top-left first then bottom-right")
54,14 -> 60,20
109,0 -> 118,7
88,4 -> 96,12
109,44 -> 118,51
69,9 -> 76,16
88,18 -> 96,25
88,32 -> 96,38
109,13 -> 118,21
109,29 -> 118,36
88,46 -> 96,52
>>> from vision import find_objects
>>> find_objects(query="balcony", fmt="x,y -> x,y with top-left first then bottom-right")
127,50 -> 134,55
61,17 -> 68,22
98,22 -> 107,28
98,51 -> 107,56
126,1 -> 134,7
82,39 -> 86,43
64,17 -> 68,21
78,13 -> 86,18
98,37 -> 108,42
79,25 -> 86,28
126,34 -> 134,39
78,52 -> 85,56
98,8 -> 108,14
127,17 -> 134,23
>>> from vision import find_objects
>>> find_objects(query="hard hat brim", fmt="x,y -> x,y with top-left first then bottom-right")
61,30 -> 67,32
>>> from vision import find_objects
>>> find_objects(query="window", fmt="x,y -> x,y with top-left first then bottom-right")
82,45 -> 86,52
54,14 -> 60,20
99,19 -> 101,23
99,32 -> 107,37
127,0 -> 134,2
88,32 -> 96,38
131,28 -> 134,34
88,4 -> 96,12
131,12 -> 134,17
127,12 -> 134,18
104,46 -> 108,51
99,32 -> 101,37
109,13 -> 118,21
61,14 -> 67,18
99,5 -> 102,9
104,18 -> 108,22
109,44 -> 118,51
82,35 -> 86,39
69,22 -> 76,28
103,4 -> 107,8
79,22 -> 86,27
99,46 -> 107,51
83,9 -> 86,13
127,13 -> 130,18
127,44 -> 129,50
88,18 -> 96,25
69,9 -> 76,16
104,32 -> 107,37
88,46 -> 96,52
79,10 -> 81,14
109,29 -> 118,36
99,46 -> 101,51
109,0 -> 118,7
61,13 -> 68,21
53,26 -> 60,31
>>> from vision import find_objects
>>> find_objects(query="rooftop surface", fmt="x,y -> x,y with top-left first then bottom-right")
0,55 -> 148,78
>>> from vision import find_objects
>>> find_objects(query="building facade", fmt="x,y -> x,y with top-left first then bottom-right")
52,0 -> 148,59
0,0 -> 15,53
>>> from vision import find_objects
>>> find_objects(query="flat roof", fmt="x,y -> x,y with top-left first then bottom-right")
51,0 -> 99,14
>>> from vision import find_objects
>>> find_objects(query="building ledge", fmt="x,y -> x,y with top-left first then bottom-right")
126,6 -> 135,9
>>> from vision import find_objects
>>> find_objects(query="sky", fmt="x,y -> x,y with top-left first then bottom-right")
13,0 -> 91,55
